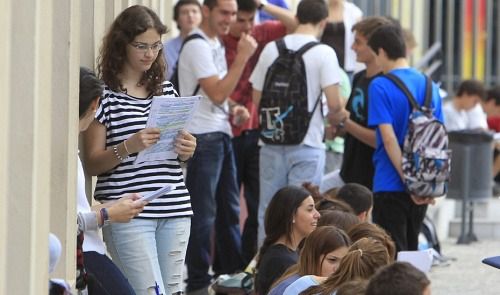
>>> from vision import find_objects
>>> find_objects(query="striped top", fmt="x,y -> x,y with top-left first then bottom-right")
94,81 -> 192,219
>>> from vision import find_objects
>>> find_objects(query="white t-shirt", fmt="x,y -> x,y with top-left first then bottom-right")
77,155 -> 106,254
177,28 -> 232,135
342,1 -> 363,72
443,102 -> 488,131
250,34 -> 341,149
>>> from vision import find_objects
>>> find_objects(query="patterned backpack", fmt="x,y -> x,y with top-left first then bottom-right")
259,39 -> 321,145
385,73 -> 451,197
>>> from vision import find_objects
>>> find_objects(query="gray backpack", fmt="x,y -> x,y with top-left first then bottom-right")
385,73 -> 451,197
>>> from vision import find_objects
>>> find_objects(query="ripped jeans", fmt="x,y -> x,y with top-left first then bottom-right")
103,217 -> 191,295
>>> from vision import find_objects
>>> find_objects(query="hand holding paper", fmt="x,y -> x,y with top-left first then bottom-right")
175,130 -> 196,161
140,184 -> 176,202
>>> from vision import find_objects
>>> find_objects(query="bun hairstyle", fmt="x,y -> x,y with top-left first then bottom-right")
300,238 -> 390,295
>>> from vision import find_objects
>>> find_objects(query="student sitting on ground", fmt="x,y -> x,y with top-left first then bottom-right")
268,226 -> 350,295
347,222 -> 396,262
365,262 -> 431,295
255,186 -> 320,295
284,237 -> 390,295
336,279 -> 369,295
317,210 -> 360,232
335,183 -> 373,222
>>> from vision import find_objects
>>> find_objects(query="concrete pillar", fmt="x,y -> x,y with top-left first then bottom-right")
49,0 -> 81,283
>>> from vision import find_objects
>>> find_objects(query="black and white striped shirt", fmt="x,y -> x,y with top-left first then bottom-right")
94,81 -> 192,219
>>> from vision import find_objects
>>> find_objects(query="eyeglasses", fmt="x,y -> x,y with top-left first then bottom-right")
130,42 -> 163,53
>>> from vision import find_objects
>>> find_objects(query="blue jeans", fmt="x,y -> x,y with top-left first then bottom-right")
232,130 -> 260,265
102,217 -> 190,295
185,132 -> 243,291
83,251 -> 136,295
257,144 -> 325,244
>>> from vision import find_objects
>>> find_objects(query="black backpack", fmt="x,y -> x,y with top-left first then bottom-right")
170,33 -> 204,95
259,39 -> 321,145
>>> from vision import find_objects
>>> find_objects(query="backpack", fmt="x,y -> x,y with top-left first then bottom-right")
259,39 -> 321,145
170,33 -> 204,95
385,73 -> 451,197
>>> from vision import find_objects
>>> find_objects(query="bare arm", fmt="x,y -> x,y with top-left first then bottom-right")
252,88 -> 262,108
199,34 -> 257,105
344,119 -> 376,148
379,123 -> 404,180
81,120 -> 160,175
258,1 -> 298,33
323,84 -> 342,115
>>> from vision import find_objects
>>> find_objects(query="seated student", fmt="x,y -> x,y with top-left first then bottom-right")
255,186 -> 321,295
317,210 -> 360,232
365,262 -> 431,295
78,67 -> 146,295
336,279 -> 369,295
284,237 -> 390,295
481,86 -> 500,132
443,79 -> 488,131
268,226 -> 350,295
316,198 -> 354,213
335,183 -> 373,222
347,222 -> 396,262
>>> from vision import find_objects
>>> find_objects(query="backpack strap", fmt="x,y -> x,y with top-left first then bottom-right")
423,75 -> 433,109
176,33 -> 204,96
385,73 -> 422,111
296,41 -> 321,57
275,39 -> 320,57
275,38 -> 288,55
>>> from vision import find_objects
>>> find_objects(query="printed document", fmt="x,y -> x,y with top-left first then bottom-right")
135,95 -> 201,163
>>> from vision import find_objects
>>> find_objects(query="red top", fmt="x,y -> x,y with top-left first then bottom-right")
488,117 -> 500,132
222,21 -> 287,137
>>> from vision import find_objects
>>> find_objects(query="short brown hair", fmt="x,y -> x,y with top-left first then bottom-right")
366,262 -> 430,295
352,16 -> 392,39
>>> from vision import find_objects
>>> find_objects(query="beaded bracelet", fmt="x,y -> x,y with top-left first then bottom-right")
113,145 -> 126,161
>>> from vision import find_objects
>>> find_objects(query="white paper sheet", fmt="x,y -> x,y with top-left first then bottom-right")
135,95 -> 201,163
397,249 -> 434,273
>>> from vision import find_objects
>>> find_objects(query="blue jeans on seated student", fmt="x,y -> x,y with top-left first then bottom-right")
185,132 -> 244,292
257,144 -> 325,244
83,251 -> 135,295
102,217 -> 190,295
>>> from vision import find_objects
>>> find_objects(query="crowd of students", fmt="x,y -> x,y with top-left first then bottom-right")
48,0 -> 500,294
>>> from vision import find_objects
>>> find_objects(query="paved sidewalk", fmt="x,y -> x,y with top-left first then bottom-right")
429,239 -> 500,295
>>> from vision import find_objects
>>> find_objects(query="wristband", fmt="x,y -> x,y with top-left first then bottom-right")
337,117 -> 348,129
100,208 -> 110,227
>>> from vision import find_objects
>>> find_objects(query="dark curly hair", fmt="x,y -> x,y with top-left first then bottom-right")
97,5 -> 167,95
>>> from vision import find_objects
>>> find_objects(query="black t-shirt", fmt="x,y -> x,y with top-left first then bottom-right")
256,244 -> 298,295
321,22 -> 346,69
340,70 -> 381,189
